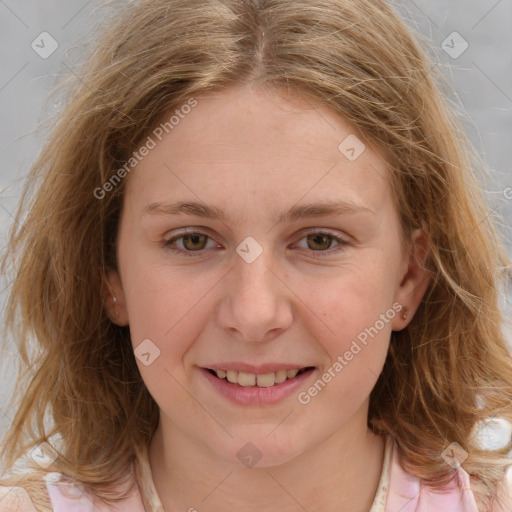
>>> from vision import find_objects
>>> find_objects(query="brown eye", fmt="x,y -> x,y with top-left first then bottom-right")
164,232 -> 216,255
181,233 -> 209,251
294,230 -> 349,257
306,233 -> 336,251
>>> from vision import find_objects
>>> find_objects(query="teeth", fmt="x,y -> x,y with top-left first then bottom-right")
256,373 -> 275,387
238,371 -> 256,387
226,370 -> 238,384
213,368 -> 308,387
274,370 -> 287,384
286,369 -> 299,379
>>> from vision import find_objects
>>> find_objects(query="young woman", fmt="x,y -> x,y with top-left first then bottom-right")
1,1 -> 511,510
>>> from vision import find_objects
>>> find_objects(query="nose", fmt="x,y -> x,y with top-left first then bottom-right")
215,248 -> 293,343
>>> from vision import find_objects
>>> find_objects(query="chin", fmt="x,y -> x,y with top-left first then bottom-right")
213,429 -> 309,469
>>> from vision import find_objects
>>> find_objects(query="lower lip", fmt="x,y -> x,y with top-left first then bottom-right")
200,367 -> 315,405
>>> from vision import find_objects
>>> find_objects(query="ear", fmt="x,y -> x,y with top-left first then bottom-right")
103,268 -> 129,326
392,229 -> 431,331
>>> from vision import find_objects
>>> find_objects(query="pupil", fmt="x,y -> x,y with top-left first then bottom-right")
184,233 -> 206,250
309,233 -> 331,250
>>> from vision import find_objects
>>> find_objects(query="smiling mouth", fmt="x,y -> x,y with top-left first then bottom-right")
205,367 -> 315,388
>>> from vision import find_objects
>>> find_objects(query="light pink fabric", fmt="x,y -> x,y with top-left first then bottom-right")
384,442 -> 479,512
41,441 -> 510,511
44,472 -> 145,512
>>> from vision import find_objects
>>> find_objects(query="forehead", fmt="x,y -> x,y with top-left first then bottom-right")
124,85 -> 393,221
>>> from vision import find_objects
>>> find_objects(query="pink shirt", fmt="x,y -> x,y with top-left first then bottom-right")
1,436 -> 511,511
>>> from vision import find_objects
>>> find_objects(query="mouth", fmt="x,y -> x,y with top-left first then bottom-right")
205,366 -> 316,388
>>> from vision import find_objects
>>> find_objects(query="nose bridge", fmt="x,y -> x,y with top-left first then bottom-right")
217,242 -> 292,342
234,249 -> 275,303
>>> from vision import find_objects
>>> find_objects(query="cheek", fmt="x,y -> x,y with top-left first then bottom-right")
296,281 -> 393,419
121,261 -> 235,402
291,259 -> 396,407
125,272 -> 212,413
297,262 -> 397,352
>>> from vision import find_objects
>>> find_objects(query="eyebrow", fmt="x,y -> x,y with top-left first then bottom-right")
142,200 -> 374,224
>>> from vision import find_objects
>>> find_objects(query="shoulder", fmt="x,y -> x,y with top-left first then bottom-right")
44,471 -> 146,512
0,464 -> 145,512
386,439 -> 512,512
385,440 -> 480,511
0,485 -> 40,512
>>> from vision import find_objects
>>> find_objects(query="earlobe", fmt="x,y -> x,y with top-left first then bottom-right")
103,269 -> 129,326
392,229 -> 431,331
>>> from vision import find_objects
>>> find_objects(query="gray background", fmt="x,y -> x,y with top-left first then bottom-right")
1,1 -> 511,463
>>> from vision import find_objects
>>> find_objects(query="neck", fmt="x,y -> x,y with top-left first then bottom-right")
148,416 -> 385,512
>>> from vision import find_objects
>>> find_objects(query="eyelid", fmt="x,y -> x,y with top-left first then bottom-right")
294,227 -> 350,241
164,226 -> 219,242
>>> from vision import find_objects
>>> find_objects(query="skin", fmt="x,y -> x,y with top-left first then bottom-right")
106,84 -> 430,512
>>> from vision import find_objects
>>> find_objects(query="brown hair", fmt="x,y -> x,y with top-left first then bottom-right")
1,0 -> 511,510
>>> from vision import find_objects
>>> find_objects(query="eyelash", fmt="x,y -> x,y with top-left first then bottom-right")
162,229 -> 350,258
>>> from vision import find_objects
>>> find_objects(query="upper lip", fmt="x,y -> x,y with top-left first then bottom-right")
202,362 -> 314,374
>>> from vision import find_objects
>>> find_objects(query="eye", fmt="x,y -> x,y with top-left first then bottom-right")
163,231 -> 219,256
162,229 -> 349,258
294,230 -> 349,255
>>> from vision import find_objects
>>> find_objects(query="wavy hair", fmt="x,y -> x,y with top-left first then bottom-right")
1,0 -> 511,510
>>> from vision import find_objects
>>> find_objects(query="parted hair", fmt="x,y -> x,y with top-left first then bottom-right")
1,0 -> 511,511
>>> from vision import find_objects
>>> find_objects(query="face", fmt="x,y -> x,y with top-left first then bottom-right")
107,84 -> 429,467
